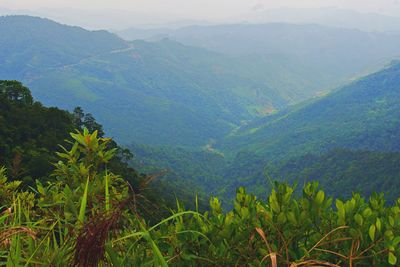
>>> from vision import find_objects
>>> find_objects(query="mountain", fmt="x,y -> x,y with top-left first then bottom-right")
238,8 -> 400,33
3,15 -> 400,202
7,16 -> 394,147
117,9 -> 400,40
113,27 -> 172,41
118,23 -> 400,98
170,23 -> 399,56
0,15 -> 127,76
214,61 -> 400,200
0,15 -> 301,146
220,61 -> 400,159
128,60 -> 400,201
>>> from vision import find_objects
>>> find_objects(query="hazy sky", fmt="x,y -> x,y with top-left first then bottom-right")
3,0 -> 400,16
1,0 -> 400,29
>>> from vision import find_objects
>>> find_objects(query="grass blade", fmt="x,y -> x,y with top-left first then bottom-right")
78,176 -> 90,223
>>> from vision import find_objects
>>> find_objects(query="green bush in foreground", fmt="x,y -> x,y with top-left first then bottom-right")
1,130 -> 400,266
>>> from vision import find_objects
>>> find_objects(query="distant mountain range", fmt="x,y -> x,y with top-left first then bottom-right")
5,16 -> 400,147
3,7 -> 400,33
237,8 -> 400,34
118,22 -> 400,94
2,15 -> 400,201
0,16 -> 295,146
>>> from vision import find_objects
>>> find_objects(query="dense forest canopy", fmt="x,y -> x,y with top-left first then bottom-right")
0,80 -> 74,183
2,17 -> 399,206
1,11 -> 400,265
125,62 -> 400,204
2,115 -> 400,266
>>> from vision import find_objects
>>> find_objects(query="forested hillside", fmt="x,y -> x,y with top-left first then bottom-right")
128,143 -> 227,196
118,22 -> 400,88
0,16 -> 294,146
0,80 -> 74,184
3,16 -> 400,147
0,80 -> 201,217
1,83 -> 400,265
220,61 -> 400,159
2,120 -> 400,266
2,9 -> 400,265
127,62 -> 400,203
0,16 -> 126,77
214,61 -> 400,200
271,149 -> 400,201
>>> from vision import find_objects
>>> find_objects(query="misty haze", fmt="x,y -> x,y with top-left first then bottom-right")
1,1 -> 400,266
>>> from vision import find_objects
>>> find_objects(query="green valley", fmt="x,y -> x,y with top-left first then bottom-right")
3,16 -> 400,148
126,61 -> 400,203
2,4 -> 400,265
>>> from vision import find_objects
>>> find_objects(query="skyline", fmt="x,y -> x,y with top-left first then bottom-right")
2,0 -> 400,16
1,1 -> 400,30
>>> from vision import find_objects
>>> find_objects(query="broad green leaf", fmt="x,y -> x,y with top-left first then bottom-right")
362,208 -> 373,218
369,224 -> 376,241
315,190 -> 325,205
393,236 -> 400,246
354,213 -> 363,226
336,199 -> 345,225
287,211 -> 297,225
376,218 -> 382,232
389,252 -> 397,265
389,216 -> 395,227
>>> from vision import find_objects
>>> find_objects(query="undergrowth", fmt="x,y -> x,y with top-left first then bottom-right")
1,129 -> 400,266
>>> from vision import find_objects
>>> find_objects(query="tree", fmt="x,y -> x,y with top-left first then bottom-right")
72,106 -> 84,129
83,113 -> 104,137
0,80 -> 33,105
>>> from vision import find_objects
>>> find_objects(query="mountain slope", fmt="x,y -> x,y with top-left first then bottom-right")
271,149 -> 400,201
124,60 -> 400,202
5,16 -> 400,147
0,15 -> 127,77
207,61 -> 400,200
118,23 -> 400,92
240,8 -> 400,33
220,61 -> 400,160
0,16 -> 297,146
128,143 -> 227,196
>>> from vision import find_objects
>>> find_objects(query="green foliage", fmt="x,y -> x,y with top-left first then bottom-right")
221,61 -> 400,159
8,16 -> 399,146
0,80 -> 33,105
118,23 -> 400,111
111,62 -> 400,206
0,130 -> 129,266
209,61 -> 400,203
0,80 -> 74,184
0,80 -> 191,221
270,149 -> 400,202
0,16 -> 275,146
2,131 -> 400,266
128,143 -> 227,196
